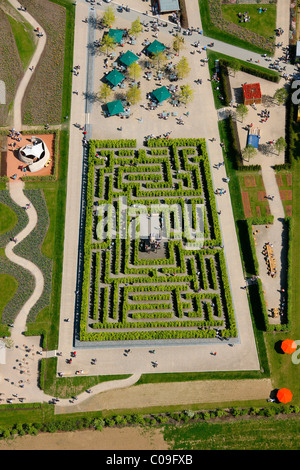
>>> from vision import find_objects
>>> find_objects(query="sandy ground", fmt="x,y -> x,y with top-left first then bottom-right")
227,70 -> 286,167
0,427 -> 169,450
55,379 -> 273,415
89,9 -> 207,145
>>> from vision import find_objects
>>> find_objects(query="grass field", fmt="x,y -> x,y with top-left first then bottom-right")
262,158 -> 300,405
0,274 -> 18,320
0,202 -> 17,235
199,0 -> 275,55
6,9 -> 36,70
221,4 -> 277,41
164,416 -> 300,450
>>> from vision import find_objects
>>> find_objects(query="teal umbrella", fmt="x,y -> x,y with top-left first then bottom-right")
146,40 -> 166,55
108,29 -> 124,43
151,86 -> 171,103
119,50 -> 139,67
107,100 -> 124,116
106,69 -> 125,87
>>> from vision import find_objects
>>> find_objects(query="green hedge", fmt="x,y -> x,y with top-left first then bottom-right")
79,139 -> 236,341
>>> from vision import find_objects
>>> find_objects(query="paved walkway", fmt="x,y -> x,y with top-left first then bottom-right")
57,0 -> 261,382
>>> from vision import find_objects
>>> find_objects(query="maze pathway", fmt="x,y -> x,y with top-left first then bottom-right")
79,138 -> 237,344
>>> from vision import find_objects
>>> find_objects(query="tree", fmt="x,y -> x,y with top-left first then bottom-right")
100,34 -> 116,56
102,6 -> 116,28
173,33 -> 185,55
175,56 -> 191,80
242,145 -> 257,162
179,84 -> 194,106
236,103 -> 248,122
129,18 -> 143,37
229,59 -> 240,77
127,84 -> 142,106
274,137 -> 287,155
152,51 -> 167,71
128,62 -> 142,81
273,87 -> 288,106
98,83 -> 112,103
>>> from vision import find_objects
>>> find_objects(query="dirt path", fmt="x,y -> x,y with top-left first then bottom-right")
55,378 -> 273,414
0,427 -> 169,450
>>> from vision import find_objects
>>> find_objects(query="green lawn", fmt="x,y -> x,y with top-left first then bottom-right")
0,274 -> 18,319
164,416 -> 300,450
262,159 -> 300,405
199,0 -> 274,55
222,4 -> 277,41
0,202 -> 18,235
6,13 -> 36,70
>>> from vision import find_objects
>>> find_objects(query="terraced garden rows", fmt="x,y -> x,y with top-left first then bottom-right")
79,139 -> 237,343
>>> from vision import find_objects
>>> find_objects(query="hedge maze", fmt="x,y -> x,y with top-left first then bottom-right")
79,138 -> 237,343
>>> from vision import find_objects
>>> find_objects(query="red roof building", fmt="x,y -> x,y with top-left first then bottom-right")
243,83 -> 262,105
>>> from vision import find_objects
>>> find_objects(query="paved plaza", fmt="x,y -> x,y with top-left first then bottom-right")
0,0 -> 295,409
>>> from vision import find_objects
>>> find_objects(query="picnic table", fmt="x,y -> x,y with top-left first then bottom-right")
265,244 -> 277,276
120,109 -> 130,117
272,308 -> 279,318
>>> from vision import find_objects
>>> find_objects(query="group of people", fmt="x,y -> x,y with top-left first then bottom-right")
262,242 -> 277,278
72,65 -> 80,76
9,128 -> 22,142
1,344 -> 40,403
215,188 -> 226,196
260,108 -> 270,123
238,11 -> 251,23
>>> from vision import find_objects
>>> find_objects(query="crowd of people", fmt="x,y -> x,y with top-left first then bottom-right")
262,242 -> 277,278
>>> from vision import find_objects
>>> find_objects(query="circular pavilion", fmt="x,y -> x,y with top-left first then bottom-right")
18,136 -> 50,172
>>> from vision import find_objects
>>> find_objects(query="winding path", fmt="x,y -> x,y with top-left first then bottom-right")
1,1 -> 54,403
0,0 -> 143,408
5,0 -> 46,332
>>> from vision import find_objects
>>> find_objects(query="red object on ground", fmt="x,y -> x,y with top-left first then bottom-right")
243,83 -> 262,105
281,339 -> 297,354
277,388 -> 293,403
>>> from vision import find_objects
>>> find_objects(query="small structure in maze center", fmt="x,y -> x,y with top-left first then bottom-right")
137,212 -> 162,253
18,136 -> 50,172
